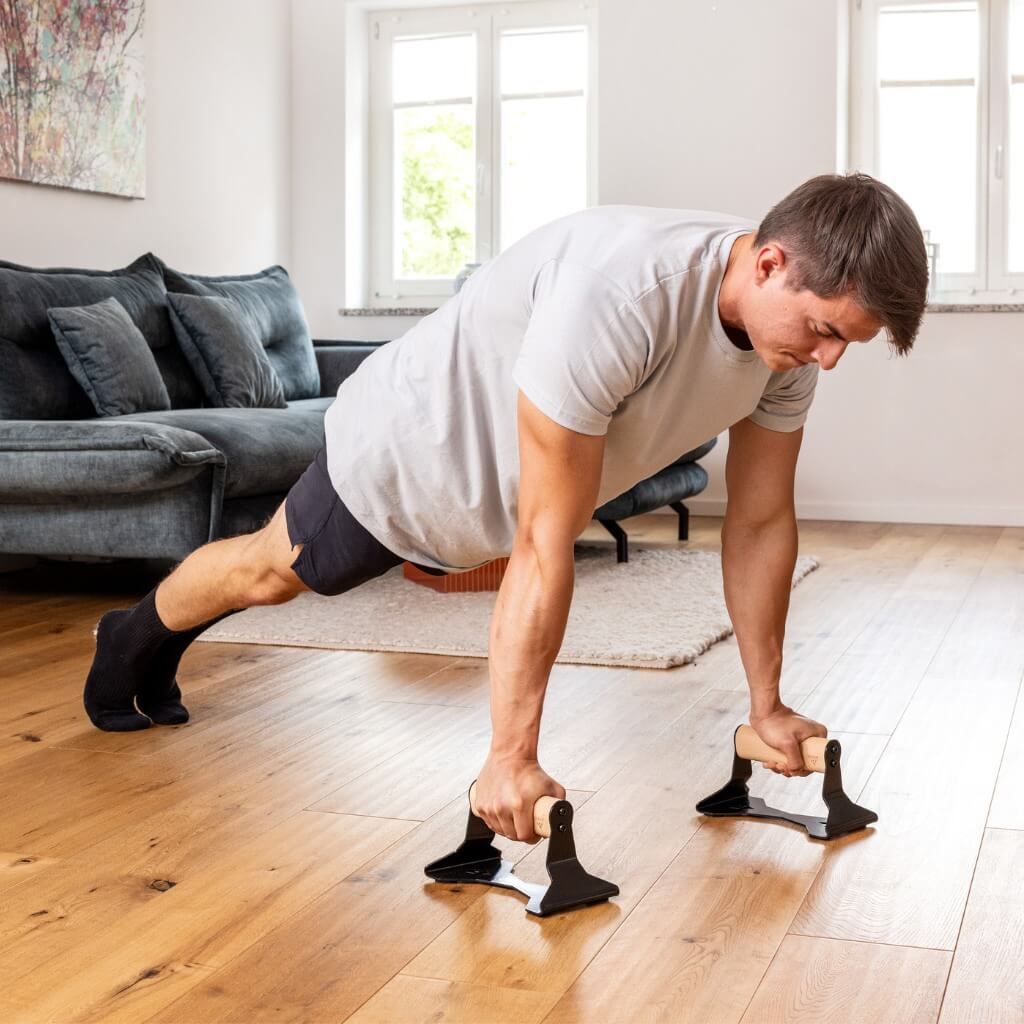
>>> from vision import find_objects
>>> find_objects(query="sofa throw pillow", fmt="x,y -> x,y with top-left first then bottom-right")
153,256 -> 319,401
48,297 -> 172,417
0,252 -> 202,419
167,292 -> 288,409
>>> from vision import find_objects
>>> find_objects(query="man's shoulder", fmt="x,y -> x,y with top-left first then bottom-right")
551,207 -> 756,299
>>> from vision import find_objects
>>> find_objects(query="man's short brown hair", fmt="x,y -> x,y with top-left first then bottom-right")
752,172 -> 929,355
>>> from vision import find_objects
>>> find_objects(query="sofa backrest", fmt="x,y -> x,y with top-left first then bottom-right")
0,254 -> 203,419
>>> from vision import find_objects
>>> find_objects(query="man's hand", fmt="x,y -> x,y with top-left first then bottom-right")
472,752 -> 567,843
749,705 -> 828,777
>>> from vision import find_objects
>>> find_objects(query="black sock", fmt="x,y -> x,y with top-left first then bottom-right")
84,587 -> 234,732
135,602 -> 235,725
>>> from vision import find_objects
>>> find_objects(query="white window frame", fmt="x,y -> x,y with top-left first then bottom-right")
851,0 -> 1024,303
368,0 -> 597,309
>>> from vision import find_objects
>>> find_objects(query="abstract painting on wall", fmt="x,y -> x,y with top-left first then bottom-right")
0,0 -> 145,199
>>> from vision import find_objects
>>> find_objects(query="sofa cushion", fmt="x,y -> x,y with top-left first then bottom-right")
167,293 -> 287,409
49,297 -> 172,417
0,253 -> 203,418
157,258 -> 320,402
285,397 -> 333,414
0,418 -> 225,499
113,400 -> 329,498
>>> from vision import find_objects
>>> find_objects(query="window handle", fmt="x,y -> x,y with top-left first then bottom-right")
995,144 -> 1004,180
477,162 -> 486,198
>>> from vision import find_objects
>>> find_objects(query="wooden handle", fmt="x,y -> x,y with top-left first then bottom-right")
735,724 -> 831,773
469,781 -> 559,838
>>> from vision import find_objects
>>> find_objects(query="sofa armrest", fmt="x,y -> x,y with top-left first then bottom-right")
0,419 -> 226,497
314,340 -> 389,397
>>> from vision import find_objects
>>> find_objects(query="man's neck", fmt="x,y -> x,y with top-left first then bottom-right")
724,323 -> 754,350
718,232 -> 753,349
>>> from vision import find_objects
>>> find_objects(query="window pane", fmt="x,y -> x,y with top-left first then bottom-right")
395,105 -> 475,277
501,27 -> 586,95
879,85 -> 977,274
394,34 -> 474,104
876,3 -> 978,277
1011,0 -> 1024,76
878,3 -> 977,81
1011,1 -> 1024,272
1010,85 -> 1024,272
500,96 -> 587,250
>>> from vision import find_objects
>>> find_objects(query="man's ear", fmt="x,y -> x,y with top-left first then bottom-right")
754,241 -> 786,284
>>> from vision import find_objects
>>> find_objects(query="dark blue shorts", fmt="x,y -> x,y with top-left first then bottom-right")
285,445 -> 443,596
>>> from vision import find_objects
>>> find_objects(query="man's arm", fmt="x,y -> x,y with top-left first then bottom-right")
473,389 -> 605,841
489,388 -> 605,755
722,416 -> 826,775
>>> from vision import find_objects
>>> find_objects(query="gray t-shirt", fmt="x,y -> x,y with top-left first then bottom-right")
324,205 -> 819,571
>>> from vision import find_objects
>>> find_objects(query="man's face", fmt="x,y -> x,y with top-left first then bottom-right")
743,243 -> 885,373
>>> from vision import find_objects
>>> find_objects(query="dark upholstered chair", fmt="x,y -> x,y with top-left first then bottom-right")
592,438 -> 717,562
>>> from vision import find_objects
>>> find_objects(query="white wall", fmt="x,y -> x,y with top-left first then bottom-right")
597,0 -> 841,217
699,313 -> 1024,526
290,0 -> 350,335
0,0 -> 291,275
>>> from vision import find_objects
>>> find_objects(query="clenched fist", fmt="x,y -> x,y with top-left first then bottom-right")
749,705 -> 828,777
472,753 -> 566,842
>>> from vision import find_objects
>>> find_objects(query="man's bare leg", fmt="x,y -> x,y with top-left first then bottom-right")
155,498 -> 309,630
84,499 -> 309,731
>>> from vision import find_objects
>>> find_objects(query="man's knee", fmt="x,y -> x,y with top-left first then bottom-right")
236,503 -> 309,605
246,564 -> 307,606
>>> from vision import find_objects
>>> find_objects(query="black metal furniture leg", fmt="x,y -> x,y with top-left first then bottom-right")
668,500 -> 690,541
597,518 -> 628,562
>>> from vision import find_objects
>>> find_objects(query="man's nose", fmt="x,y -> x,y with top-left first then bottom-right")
812,339 -> 848,370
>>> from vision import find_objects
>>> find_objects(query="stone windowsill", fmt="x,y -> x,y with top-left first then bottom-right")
341,303 -> 1024,317
925,303 -> 1024,312
339,307 -> 438,316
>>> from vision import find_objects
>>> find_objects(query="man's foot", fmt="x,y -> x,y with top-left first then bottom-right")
83,588 -> 237,732
83,608 -> 155,732
135,640 -> 193,725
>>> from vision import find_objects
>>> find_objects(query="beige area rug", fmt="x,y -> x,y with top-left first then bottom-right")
196,545 -> 819,670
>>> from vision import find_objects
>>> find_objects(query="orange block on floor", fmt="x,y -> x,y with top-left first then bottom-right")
403,557 -> 510,592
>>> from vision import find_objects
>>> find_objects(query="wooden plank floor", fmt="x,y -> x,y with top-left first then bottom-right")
1,515 -> 1021,1024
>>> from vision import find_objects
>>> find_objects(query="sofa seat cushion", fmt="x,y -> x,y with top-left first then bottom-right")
285,397 -> 333,414
113,401 -> 330,498
0,419 -> 224,500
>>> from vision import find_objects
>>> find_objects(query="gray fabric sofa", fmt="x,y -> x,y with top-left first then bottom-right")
0,340 -> 381,562
0,247 -> 385,562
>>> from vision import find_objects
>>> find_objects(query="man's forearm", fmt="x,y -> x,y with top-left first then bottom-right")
487,536 -> 575,758
721,511 -> 799,717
